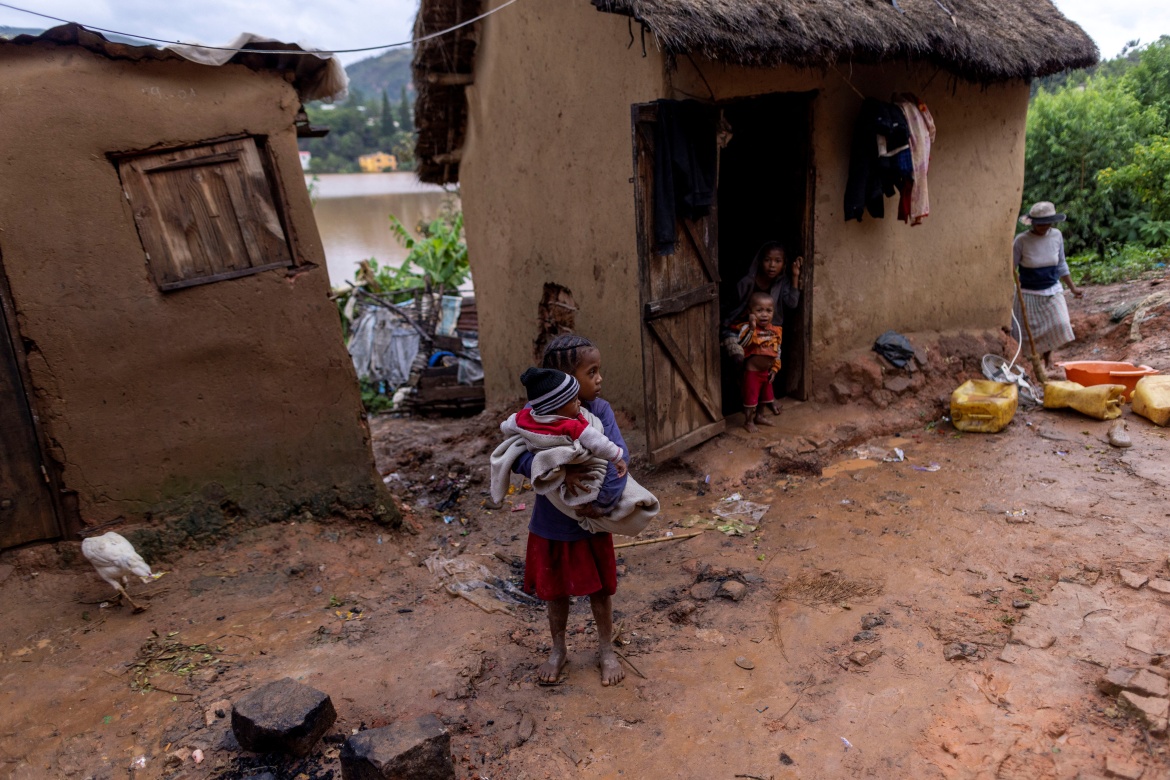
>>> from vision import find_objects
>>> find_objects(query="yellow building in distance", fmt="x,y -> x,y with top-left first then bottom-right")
358,151 -> 398,173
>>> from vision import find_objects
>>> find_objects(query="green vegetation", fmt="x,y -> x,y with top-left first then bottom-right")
1024,36 -> 1170,282
298,86 -> 415,174
358,206 -> 469,302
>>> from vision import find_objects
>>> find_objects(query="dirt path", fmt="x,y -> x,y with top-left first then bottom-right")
2,281 -> 1169,780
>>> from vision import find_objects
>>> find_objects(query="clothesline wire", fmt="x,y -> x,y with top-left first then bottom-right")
0,0 -> 520,56
833,64 -> 867,100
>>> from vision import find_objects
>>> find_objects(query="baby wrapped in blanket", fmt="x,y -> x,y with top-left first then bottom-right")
489,367 -> 659,537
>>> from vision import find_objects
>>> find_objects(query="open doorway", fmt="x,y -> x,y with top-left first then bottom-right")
717,92 -> 814,414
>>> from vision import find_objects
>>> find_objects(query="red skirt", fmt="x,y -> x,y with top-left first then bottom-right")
523,532 -> 617,601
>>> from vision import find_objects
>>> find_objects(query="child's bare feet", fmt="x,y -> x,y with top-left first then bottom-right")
598,647 -> 624,686
769,401 -> 783,416
755,413 -> 775,427
743,407 -> 758,433
537,647 -> 568,684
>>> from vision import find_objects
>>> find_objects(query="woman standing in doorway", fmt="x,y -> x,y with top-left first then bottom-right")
1012,201 -> 1082,369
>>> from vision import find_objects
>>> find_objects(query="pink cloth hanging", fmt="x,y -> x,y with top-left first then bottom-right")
896,98 -> 936,225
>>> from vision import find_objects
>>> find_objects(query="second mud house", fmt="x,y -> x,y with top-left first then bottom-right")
0,26 -> 395,551
413,0 -> 1096,461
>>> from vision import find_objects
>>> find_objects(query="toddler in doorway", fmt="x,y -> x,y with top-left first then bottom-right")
513,366 -> 628,479
735,291 -> 783,432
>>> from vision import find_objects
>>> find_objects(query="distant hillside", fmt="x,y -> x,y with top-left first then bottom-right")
0,26 -> 44,39
345,48 -> 414,101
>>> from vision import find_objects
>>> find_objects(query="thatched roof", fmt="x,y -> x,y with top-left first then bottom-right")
413,0 -> 481,184
594,0 -> 1097,82
413,0 -> 1097,184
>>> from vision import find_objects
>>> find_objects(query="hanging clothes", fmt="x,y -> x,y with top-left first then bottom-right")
844,99 -> 910,221
896,96 -> 936,225
652,99 -> 717,255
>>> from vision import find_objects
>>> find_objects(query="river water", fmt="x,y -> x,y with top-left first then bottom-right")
306,172 -> 457,289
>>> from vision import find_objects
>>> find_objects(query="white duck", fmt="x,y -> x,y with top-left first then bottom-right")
81,532 -> 158,612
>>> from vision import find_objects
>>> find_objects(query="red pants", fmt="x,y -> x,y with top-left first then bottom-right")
742,369 -> 775,407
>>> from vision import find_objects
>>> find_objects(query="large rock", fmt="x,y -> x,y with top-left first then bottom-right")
231,678 -> 337,757
1118,690 -> 1169,734
340,715 -> 455,780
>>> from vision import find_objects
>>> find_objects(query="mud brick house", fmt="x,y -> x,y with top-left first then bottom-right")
412,0 -> 1096,462
0,25 -> 395,550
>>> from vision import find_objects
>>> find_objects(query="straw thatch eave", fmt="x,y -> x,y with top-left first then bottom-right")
412,0 -> 1098,184
593,0 -> 1097,82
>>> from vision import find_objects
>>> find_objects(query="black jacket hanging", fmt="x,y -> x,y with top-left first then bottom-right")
652,99 -> 717,255
844,98 -> 911,222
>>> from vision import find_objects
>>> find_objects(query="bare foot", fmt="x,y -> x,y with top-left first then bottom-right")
537,647 -> 567,684
598,648 -> 624,686
755,414 -> 775,427
743,420 -> 758,433
769,402 -> 783,416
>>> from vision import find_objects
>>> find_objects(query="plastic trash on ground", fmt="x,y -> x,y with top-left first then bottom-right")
1132,375 -> 1170,427
713,497 -> 770,524
951,379 -> 1017,433
425,554 -> 541,614
1043,380 -> 1125,420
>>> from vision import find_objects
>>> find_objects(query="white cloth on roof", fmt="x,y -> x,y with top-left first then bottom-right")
167,33 -> 348,102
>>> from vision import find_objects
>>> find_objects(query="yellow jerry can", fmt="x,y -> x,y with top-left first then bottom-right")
1132,375 -> 1170,427
951,380 -> 1018,433
1043,380 -> 1125,420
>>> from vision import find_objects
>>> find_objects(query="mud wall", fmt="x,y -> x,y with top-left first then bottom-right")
671,59 -> 1029,365
0,44 -> 394,538
462,0 -> 666,418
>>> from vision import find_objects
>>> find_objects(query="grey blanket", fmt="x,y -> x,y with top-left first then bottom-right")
489,410 -> 659,538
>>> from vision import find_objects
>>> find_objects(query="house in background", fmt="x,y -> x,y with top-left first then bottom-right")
299,149 -> 313,170
413,0 -> 1096,462
359,151 -> 399,172
0,25 -> 395,551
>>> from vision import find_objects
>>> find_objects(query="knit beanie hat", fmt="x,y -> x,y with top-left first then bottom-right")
521,367 -> 580,416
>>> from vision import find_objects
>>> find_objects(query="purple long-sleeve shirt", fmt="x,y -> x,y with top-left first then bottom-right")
512,397 -> 629,541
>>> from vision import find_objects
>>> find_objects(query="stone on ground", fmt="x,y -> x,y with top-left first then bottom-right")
1118,690 -> 1169,733
1097,667 -> 1136,697
1125,669 -> 1170,699
1103,754 -> 1145,779
1119,569 -> 1148,589
1146,578 -> 1170,595
1009,625 -> 1056,649
231,677 -> 337,757
340,715 -> 455,780
718,581 -> 747,601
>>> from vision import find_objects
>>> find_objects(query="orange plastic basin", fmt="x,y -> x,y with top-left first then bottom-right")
1057,361 -> 1160,401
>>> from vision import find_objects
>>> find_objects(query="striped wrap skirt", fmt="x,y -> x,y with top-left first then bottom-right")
1012,290 -> 1075,355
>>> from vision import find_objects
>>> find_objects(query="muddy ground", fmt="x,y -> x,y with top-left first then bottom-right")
1,276 -> 1168,780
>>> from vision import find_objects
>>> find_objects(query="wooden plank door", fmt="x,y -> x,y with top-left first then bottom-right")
631,102 -> 726,464
0,264 -> 60,549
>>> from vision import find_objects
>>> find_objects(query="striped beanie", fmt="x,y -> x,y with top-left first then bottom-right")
521,367 -> 580,416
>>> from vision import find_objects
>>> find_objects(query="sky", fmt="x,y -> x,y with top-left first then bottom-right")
0,0 -> 1167,66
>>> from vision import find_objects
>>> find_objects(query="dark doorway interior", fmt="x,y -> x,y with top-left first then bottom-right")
717,92 -> 813,415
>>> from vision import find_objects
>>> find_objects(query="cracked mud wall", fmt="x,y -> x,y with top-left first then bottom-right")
0,43 -> 396,537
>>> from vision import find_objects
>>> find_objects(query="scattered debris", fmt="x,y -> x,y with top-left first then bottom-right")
714,496 -> 771,524
853,630 -> 878,643
860,613 -> 885,630
1107,419 -> 1133,448
735,656 -> 755,670
776,572 -> 884,607
943,642 -> 980,661
425,554 -> 539,614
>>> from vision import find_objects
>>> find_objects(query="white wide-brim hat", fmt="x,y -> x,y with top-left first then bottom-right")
1020,201 -> 1067,226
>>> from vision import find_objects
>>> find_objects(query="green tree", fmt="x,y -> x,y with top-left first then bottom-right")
1099,135 -> 1170,245
1125,37 -> 1170,130
397,85 -> 414,133
1023,78 -> 1161,254
380,89 -> 394,137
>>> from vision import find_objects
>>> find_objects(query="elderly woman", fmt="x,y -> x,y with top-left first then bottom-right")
1012,201 -> 1083,370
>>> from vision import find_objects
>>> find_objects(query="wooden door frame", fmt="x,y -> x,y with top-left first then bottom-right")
0,247 -> 71,546
631,101 -> 727,464
798,92 -> 816,401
